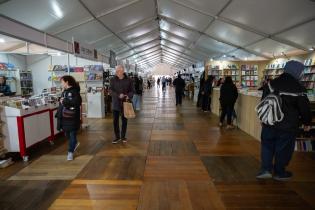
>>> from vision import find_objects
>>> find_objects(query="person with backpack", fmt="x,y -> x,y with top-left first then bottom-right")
173,74 -> 186,106
132,74 -> 143,111
110,65 -> 134,144
256,60 -> 312,181
57,75 -> 82,161
219,76 -> 238,129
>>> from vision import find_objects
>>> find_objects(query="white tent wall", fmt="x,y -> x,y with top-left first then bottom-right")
150,63 -> 179,76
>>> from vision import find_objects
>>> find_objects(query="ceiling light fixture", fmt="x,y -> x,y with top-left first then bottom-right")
245,57 -> 248,61
0,38 -> 5,43
309,47 -> 314,51
223,55 -> 226,58
52,1 -> 63,19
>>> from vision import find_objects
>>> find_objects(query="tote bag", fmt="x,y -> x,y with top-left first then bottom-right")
123,100 -> 136,119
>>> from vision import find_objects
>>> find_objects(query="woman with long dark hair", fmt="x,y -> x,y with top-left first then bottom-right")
219,76 -> 238,129
56,75 -> 82,160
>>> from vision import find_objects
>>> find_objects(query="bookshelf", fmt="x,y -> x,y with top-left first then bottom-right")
296,102 -> 315,152
20,71 -> 33,96
223,64 -> 239,83
210,65 -> 222,81
0,63 -> 18,93
263,63 -> 286,80
241,64 -> 259,88
301,59 -> 315,95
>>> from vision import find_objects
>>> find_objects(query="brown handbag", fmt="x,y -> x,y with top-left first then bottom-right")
123,99 -> 136,119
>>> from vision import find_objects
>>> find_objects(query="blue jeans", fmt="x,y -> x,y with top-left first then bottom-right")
260,126 -> 296,175
132,94 -> 141,111
65,131 -> 77,153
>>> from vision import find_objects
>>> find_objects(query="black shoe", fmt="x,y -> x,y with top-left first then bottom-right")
273,171 -> 293,181
112,138 -> 121,144
121,137 -> 127,143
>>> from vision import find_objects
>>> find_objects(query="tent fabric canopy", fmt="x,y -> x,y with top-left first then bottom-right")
0,0 -> 315,70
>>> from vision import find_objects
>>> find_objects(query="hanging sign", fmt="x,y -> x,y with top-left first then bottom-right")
73,41 -> 98,60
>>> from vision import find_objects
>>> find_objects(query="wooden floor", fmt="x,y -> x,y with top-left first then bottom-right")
1,86 -> 315,210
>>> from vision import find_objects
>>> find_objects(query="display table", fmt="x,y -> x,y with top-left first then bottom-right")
1,103 -> 62,161
212,88 -> 315,141
211,88 -> 263,140
87,92 -> 105,118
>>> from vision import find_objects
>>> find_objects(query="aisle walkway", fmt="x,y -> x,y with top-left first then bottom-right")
0,86 -> 315,209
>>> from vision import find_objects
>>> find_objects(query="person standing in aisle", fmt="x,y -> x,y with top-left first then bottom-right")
110,65 -> 134,144
0,76 -> 11,96
147,79 -> 151,89
256,60 -> 312,181
57,75 -> 82,161
132,74 -> 143,111
157,77 -> 161,88
162,76 -> 166,92
173,74 -> 186,106
219,76 -> 238,129
202,76 -> 214,112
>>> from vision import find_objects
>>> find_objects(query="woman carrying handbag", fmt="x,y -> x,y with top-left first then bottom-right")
56,75 -> 82,161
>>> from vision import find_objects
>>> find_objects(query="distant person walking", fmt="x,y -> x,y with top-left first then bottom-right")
132,75 -> 143,111
162,76 -> 167,92
110,65 -> 134,144
157,77 -> 161,88
219,76 -> 238,129
173,74 -> 186,106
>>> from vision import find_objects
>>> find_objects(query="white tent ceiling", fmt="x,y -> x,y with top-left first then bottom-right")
0,0 -> 315,70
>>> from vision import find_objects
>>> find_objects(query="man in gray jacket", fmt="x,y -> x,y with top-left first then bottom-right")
110,65 -> 134,144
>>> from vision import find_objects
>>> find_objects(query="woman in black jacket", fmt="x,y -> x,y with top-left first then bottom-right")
58,75 -> 82,161
219,76 -> 238,129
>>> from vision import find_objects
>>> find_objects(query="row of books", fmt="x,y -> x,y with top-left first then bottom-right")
242,76 -> 259,81
241,64 -> 258,71
241,81 -> 258,87
224,70 -> 239,75
225,64 -> 239,69
50,65 -> 104,72
304,59 -> 314,66
264,69 -> 284,76
303,66 -> 315,74
301,74 -> 315,82
0,63 -> 15,70
242,70 -> 258,75
265,63 -> 286,70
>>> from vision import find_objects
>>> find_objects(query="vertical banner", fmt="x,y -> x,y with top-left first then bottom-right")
109,50 -> 117,68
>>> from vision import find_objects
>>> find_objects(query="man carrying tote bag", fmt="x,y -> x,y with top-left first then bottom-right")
110,65 -> 134,144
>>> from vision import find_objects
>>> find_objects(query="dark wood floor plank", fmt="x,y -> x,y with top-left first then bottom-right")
77,156 -> 146,180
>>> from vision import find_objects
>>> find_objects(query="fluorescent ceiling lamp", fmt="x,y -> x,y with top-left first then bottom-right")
52,1 -> 63,19
0,38 -> 5,43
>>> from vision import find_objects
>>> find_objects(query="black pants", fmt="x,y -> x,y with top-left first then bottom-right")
260,126 -> 296,175
175,91 -> 183,105
202,95 -> 210,111
220,103 -> 234,125
113,110 -> 128,139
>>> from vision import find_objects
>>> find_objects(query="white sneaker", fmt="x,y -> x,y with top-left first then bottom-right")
67,152 -> 74,161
